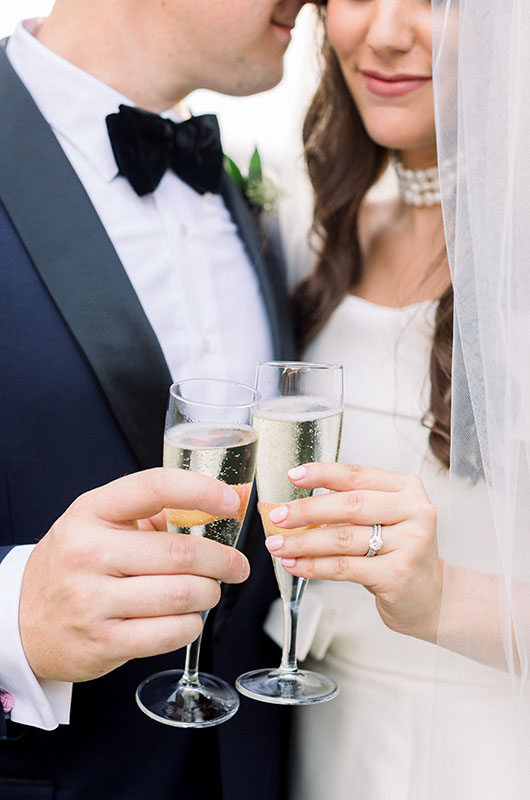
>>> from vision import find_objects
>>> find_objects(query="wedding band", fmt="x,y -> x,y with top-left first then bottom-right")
365,524 -> 383,557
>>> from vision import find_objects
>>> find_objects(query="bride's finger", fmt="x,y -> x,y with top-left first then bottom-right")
265,524 -> 396,559
267,488 -> 419,529
278,552 -> 384,584
288,463 -> 409,493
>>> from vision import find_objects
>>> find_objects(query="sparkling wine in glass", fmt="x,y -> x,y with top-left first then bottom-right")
136,378 -> 258,728
236,361 -> 343,705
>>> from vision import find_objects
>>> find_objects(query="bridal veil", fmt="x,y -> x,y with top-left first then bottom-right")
432,1 -> 530,794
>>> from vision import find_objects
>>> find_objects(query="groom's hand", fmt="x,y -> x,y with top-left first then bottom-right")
19,468 -> 249,682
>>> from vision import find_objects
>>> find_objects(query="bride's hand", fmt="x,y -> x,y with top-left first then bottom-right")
263,463 -> 444,643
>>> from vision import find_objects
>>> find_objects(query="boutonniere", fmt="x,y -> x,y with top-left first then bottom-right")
225,147 -> 282,215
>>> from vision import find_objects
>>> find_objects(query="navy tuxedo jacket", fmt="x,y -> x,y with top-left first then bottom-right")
0,46 -> 295,800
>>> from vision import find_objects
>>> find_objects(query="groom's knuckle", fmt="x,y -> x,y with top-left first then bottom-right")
141,468 -> 167,507
168,534 -> 194,570
222,545 -> 243,577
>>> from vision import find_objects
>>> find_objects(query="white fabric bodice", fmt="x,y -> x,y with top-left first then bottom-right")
290,295 -> 516,800
308,293 -> 435,472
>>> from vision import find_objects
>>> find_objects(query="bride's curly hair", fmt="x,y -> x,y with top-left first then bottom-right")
291,33 -> 453,470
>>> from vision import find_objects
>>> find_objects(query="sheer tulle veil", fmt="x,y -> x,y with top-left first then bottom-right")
432,1 -> 530,794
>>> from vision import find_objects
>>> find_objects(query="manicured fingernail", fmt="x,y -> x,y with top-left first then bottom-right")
269,505 -> 288,523
266,535 -> 285,551
288,466 -> 306,480
281,558 -> 297,568
240,558 -> 250,581
224,486 -> 240,509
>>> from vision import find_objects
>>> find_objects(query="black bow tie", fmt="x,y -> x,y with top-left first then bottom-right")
105,104 -> 224,197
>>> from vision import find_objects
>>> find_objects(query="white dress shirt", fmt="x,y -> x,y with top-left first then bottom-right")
0,19 -> 274,730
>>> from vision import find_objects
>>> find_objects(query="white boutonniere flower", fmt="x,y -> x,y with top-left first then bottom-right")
225,147 -> 282,215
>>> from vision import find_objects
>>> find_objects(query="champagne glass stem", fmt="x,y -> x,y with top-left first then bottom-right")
279,576 -> 308,673
136,377 -> 258,727
179,611 -> 209,687
235,361 -> 342,706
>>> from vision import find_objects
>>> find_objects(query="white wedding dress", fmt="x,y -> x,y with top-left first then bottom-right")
289,294 -> 520,800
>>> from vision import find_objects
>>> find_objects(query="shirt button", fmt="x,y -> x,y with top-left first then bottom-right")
202,338 -> 211,353
180,223 -> 188,236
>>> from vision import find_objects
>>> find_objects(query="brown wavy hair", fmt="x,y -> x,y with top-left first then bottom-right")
291,34 -> 453,469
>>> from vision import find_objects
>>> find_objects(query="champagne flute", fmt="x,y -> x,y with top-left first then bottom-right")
136,378 -> 258,728
236,361 -> 343,705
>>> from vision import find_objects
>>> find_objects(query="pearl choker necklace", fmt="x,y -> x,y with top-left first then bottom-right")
392,157 -> 441,207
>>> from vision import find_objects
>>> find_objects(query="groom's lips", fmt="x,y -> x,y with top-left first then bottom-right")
271,16 -> 296,37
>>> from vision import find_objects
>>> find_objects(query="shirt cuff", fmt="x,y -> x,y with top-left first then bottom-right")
0,545 -> 72,729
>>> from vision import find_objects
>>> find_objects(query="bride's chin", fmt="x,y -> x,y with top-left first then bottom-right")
355,110 -> 436,155
365,128 -> 437,160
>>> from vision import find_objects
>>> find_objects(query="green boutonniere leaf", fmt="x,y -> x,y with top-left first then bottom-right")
224,156 -> 245,192
226,146 -> 282,215
248,147 -> 263,182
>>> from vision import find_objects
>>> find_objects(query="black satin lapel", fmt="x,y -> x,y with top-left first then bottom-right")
219,172 -> 296,361
0,48 -> 171,469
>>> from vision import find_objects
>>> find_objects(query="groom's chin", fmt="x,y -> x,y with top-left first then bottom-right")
224,63 -> 286,98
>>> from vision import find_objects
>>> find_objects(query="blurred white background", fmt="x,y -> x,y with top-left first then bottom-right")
0,0 -> 52,36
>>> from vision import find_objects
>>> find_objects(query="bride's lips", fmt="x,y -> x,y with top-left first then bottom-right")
361,70 -> 432,98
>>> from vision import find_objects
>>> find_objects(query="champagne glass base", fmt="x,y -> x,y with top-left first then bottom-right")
136,669 -> 239,728
236,668 -> 339,706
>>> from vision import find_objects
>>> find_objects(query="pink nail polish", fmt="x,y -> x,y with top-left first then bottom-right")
288,466 -> 306,480
269,505 -> 288,523
266,535 -> 285,551
281,558 -> 297,568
